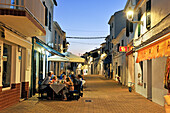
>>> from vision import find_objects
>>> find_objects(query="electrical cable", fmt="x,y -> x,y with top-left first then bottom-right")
66,36 -> 105,39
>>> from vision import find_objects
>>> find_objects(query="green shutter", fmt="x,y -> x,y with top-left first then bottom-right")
138,24 -> 141,37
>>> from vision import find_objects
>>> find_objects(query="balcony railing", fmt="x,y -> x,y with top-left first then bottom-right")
0,0 -> 45,28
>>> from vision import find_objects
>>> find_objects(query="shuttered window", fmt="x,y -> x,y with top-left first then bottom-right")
43,2 -> 48,26
138,8 -> 142,37
146,0 -> 151,29
49,12 -> 51,31
126,19 -> 129,37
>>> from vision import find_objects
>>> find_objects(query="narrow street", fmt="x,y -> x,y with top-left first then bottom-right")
1,75 -> 165,113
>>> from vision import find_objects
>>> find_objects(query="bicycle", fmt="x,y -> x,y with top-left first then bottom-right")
128,82 -> 135,92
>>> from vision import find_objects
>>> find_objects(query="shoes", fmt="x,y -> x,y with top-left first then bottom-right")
47,97 -> 51,100
63,98 -> 67,101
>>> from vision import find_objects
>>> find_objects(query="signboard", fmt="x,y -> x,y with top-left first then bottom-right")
119,46 -> 127,52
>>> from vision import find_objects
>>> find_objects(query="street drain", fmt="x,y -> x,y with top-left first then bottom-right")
85,100 -> 93,102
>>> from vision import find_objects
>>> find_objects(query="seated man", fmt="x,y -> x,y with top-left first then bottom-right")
40,72 -> 53,99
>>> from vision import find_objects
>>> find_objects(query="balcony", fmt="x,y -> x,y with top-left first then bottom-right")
0,0 -> 46,37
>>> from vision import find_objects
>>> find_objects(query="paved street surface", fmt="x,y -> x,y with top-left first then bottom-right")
1,75 -> 165,113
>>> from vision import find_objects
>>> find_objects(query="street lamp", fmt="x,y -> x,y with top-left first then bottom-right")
126,7 -> 143,25
66,42 -> 70,47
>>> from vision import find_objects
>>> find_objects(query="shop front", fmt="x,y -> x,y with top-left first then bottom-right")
135,32 -> 170,106
31,37 -> 64,96
0,28 -> 32,110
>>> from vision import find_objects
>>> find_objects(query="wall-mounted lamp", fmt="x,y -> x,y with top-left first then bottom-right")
66,42 -> 70,47
18,46 -> 22,52
126,7 -> 143,25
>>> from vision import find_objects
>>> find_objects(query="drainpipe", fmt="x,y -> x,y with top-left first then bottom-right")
30,37 -> 35,97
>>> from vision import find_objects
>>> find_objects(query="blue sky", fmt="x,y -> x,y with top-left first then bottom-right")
54,0 -> 127,55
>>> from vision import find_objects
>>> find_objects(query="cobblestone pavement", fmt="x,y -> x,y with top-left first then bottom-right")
1,75 -> 165,113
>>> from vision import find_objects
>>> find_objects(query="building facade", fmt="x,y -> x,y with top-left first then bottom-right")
0,0 -> 47,110
108,10 -> 126,80
125,0 -> 170,106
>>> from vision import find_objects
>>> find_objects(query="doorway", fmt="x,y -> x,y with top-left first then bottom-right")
20,48 -> 26,98
147,59 -> 152,100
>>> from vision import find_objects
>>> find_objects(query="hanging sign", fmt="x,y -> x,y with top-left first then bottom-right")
119,46 -> 127,52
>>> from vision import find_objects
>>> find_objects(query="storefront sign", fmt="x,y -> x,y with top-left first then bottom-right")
136,36 -> 170,63
119,46 -> 127,52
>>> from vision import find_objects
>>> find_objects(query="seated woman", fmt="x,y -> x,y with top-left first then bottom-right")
49,76 -> 58,84
62,75 -> 74,91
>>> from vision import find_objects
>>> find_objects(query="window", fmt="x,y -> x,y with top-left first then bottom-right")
58,35 -> 60,44
146,0 -> 151,29
138,8 -> 142,37
43,2 -> 48,26
49,12 -> 51,31
112,23 -> 113,28
54,30 -> 57,45
121,40 -> 124,46
2,44 -> 12,88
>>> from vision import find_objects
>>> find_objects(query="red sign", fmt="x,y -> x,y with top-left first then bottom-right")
119,46 -> 127,52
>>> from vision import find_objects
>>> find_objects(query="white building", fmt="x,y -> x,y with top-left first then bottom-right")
125,0 -> 170,106
0,0 -> 47,110
108,10 -> 126,80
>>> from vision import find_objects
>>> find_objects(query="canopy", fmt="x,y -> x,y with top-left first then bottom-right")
48,52 -> 85,63
63,52 -> 85,63
48,55 -> 69,62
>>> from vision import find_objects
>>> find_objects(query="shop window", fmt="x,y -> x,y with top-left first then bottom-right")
146,0 -> 151,29
139,61 -> 143,84
2,44 -> 12,88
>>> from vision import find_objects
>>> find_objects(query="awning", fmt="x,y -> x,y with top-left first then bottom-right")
35,38 -> 64,57
48,55 -> 69,62
136,33 -> 170,63
63,52 -> 85,63
104,55 -> 112,64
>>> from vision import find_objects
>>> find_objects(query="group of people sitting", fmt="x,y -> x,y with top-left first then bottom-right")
41,71 -> 84,100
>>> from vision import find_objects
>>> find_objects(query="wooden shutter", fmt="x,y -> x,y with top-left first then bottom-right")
126,19 -> 129,37
146,0 -> 151,29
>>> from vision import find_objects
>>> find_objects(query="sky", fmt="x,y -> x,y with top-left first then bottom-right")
54,0 -> 127,56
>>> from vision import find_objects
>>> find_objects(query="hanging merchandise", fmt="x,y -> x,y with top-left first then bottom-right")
164,57 -> 170,89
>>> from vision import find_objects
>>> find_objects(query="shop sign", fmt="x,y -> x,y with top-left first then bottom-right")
119,46 -> 127,52
136,37 -> 170,63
